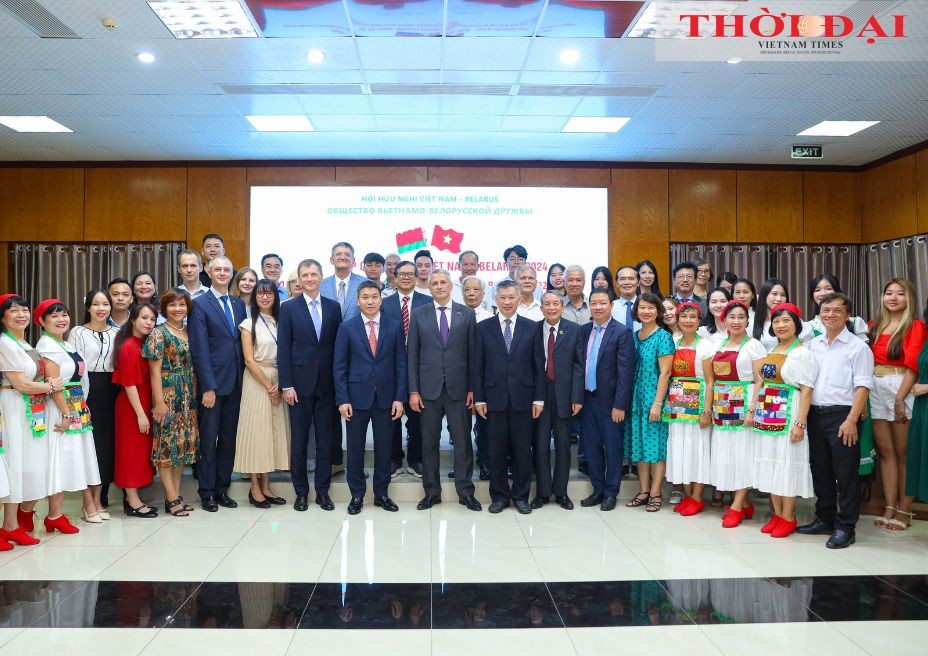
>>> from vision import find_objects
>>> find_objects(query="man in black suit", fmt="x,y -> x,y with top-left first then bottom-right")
532,291 -> 584,510
279,258 -> 342,512
188,255 -> 246,512
381,260 -> 431,477
474,280 -> 546,515
578,289 -> 636,511
407,269 -> 481,511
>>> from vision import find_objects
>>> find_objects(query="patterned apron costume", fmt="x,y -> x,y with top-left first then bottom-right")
663,336 -> 705,424
711,335 -> 751,429
4,332 -> 48,439
751,340 -> 799,435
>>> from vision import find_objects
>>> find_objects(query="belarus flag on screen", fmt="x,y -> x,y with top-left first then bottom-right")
431,225 -> 464,254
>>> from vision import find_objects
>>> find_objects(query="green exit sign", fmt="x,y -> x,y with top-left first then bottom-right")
791,145 -> 823,159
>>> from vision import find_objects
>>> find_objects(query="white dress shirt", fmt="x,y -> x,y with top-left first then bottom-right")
517,297 -> 544,321
433,300 -> 452,329
303,292 -> 323,321
472,305 -> 494,323
361,312 -> 380,341
807,327 -> 874,406
611,296 -> 641,332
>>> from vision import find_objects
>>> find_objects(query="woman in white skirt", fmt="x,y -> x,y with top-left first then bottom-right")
0,293 -> 62,548
703,300 -> 766,528
665,301 -> 714,516
35,298 -> 102,533
749,303 -> 816,538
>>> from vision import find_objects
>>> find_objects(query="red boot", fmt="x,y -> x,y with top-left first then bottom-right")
17,506 -> 36,532
771,517 -> 798,538
2,527 -> 40,546
0,535 -> 12,551
679,498 -> 705,516
722,506 -> 745,528
742,503 -> 755,520
761,515 -> 781,534
44,515 -> 80,535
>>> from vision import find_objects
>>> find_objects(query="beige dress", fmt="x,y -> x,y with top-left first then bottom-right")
233,315 -> 290,473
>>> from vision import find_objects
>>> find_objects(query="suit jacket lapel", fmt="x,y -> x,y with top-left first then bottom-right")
206,293 -> 232,335
299,296 -> 320,344
552,323 -> 567,352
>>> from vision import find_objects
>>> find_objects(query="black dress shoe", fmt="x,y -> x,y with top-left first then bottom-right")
826,528 -> 856,549
347,497 -> 364,515
315,493 -> 335,511
514,499 -> 532,515
216,493 -> 238,508
488,500 -> 509,513
201,496 -> 218,512
447,468 -> 455,478
265,495 -> 287,506
556,496 -> 574,510
374,496 -> 399,512
797,518 -> 835,535
600,496 -> 617,511
416,494 -> 441,510
580,492 -> 603,507
530,496 -> 550,509
459,495 -> 482,512
479,463 -> 491,480
293,495 -> 309,512
248,492 -> 270,509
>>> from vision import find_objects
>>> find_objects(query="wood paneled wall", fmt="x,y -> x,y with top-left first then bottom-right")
3,149 -> 928,294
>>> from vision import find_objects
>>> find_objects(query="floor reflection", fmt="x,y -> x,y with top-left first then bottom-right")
806,576 -> 928,622
300,583 -> 431,629
432,582 -> 558,629
167,582 -> 314,629
549,580 -> 690,627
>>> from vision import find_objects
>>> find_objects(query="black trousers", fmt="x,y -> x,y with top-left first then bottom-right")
808,407 -> 861,531
289,390 -> 334,496
488,406 -> 533,504
420,385 -> 474,498
346,407 -> 394,498
391,403 -> 422,465
534,385 -> 572,498
196,383 -> 241,499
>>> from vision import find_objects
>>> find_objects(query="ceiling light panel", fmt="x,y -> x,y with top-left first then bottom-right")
562,116 -> 630,133
246,115 -> 314,131
148,1 -> 258,39
0,115 -> 72,132
797,120 -> 881,136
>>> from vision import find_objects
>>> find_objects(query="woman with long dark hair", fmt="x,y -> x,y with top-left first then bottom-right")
234,279 -> 289,508
635,259 -> 662,297
546,263 -> 566,296
717,272 -> 738,293
751,278 -> 813,350
808,274 -> 868,340
590,266 -> 617,302
68,288 -> 119,515
697,287 -> 732,345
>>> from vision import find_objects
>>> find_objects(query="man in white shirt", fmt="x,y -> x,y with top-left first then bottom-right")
176,249 -> 208,299
451,250 -> 481,305
611,265 -> 640,332
413,249 -> 434,297
384,252 -> 400,291
515,265 -> 544,321
461,276 -> 494,324
797,292 -> 873,549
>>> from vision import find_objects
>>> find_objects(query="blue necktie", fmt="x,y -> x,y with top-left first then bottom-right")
503,318 -> 512,353
586,325 -> 603,392
310,299 -> 322,340
220,295 -> 235,335
625,300 -> 633,330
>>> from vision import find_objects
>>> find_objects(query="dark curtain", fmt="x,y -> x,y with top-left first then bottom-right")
12,243 -> 183,342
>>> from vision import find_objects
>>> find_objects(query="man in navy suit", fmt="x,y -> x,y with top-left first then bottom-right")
578,288 -> 636,511
188,255 -> 246,512
320,241 -> 367,321
532,291 -> 585,510
381,260 -> 430,476
334,281 -> 407,514
279,258 -> 343,512
474,280 -> 546,514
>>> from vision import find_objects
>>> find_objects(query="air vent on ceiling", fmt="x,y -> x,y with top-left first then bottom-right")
517,85 -> 660,97
220,82 -> 662,98
369,83 -> 513,96
0,0 -> 80,38
220,84 -> 365,95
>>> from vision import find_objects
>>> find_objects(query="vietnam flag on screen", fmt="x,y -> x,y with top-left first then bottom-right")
396,227 -> 427,254
431,225 -> 464,254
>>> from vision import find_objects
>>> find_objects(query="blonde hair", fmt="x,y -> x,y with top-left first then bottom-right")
230,267 -> 258,299
869,278 -> 918,360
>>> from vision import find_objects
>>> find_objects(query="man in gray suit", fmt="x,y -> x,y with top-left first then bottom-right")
407,269 -> 481,512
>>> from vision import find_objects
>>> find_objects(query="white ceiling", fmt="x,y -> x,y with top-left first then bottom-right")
0,0 -> 925,165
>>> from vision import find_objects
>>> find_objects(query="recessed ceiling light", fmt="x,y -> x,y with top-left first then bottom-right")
137,52 -> 156,63
562,117 -> 630,133
726,56 -> 742,64
797,120 -> 880,137
246,115 -> 314,132
0,116 -> 72,133
559,48 -> 580,65
147,1 -> 258,39
306,49 -> 325,64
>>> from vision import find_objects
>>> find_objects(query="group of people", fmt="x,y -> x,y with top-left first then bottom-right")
1,234 -> 926,553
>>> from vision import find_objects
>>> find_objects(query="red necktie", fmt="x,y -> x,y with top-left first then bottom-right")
368,320 -> 377,356
546,325 -> 555,381
401,296 -> 409,337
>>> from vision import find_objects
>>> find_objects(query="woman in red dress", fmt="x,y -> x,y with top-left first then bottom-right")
113,303 -> 158,518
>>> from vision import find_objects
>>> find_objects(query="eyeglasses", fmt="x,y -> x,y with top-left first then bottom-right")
263,264 -> 281,270
396,272 -> 415,278
507,257 -> 526,264
255,291 -> 276,297
675,274 -> 695,281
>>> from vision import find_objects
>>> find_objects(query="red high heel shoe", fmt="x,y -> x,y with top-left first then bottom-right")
761,515 -> 781,534
44,515 -> 80,535
771,517 -> 798,538
0,535 -> 12,551
679,498 -> 705,516
17,506 -> 36,532
742,503 -> 755,519
2,527 -> 40,546
674,497 -> 694,514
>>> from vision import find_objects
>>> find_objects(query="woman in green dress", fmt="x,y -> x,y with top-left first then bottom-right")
625,292 -> 675,512
903,301 -> 928,511
143,289 -> 198,517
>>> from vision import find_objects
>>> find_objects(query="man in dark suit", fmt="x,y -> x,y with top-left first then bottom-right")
279,258 -> 343,512
188,255 -> 246,512
334,281 -> 407,515
381,260 -> 431,477
532,291 -> 584,510
578,289 -> 636,511
407,269 -> 481,511
474,280 -> 546,514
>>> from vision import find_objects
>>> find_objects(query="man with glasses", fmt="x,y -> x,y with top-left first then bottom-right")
321,242 -> 367,321
671,262 -> 707,314
261,253 -> 287,300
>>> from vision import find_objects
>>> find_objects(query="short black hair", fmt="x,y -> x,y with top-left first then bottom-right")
504,244 -> 528,261
672,261 -> 696,278
108,277 -> 130,289
363,252 -> 385,265
495,279 -> 518,295
394,260 -> 415,274
356,280 -> 382,297
589,288 -> 612,303
261,253 -> 283,267
413,249 -> 433,264
202,233 -> 223,245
